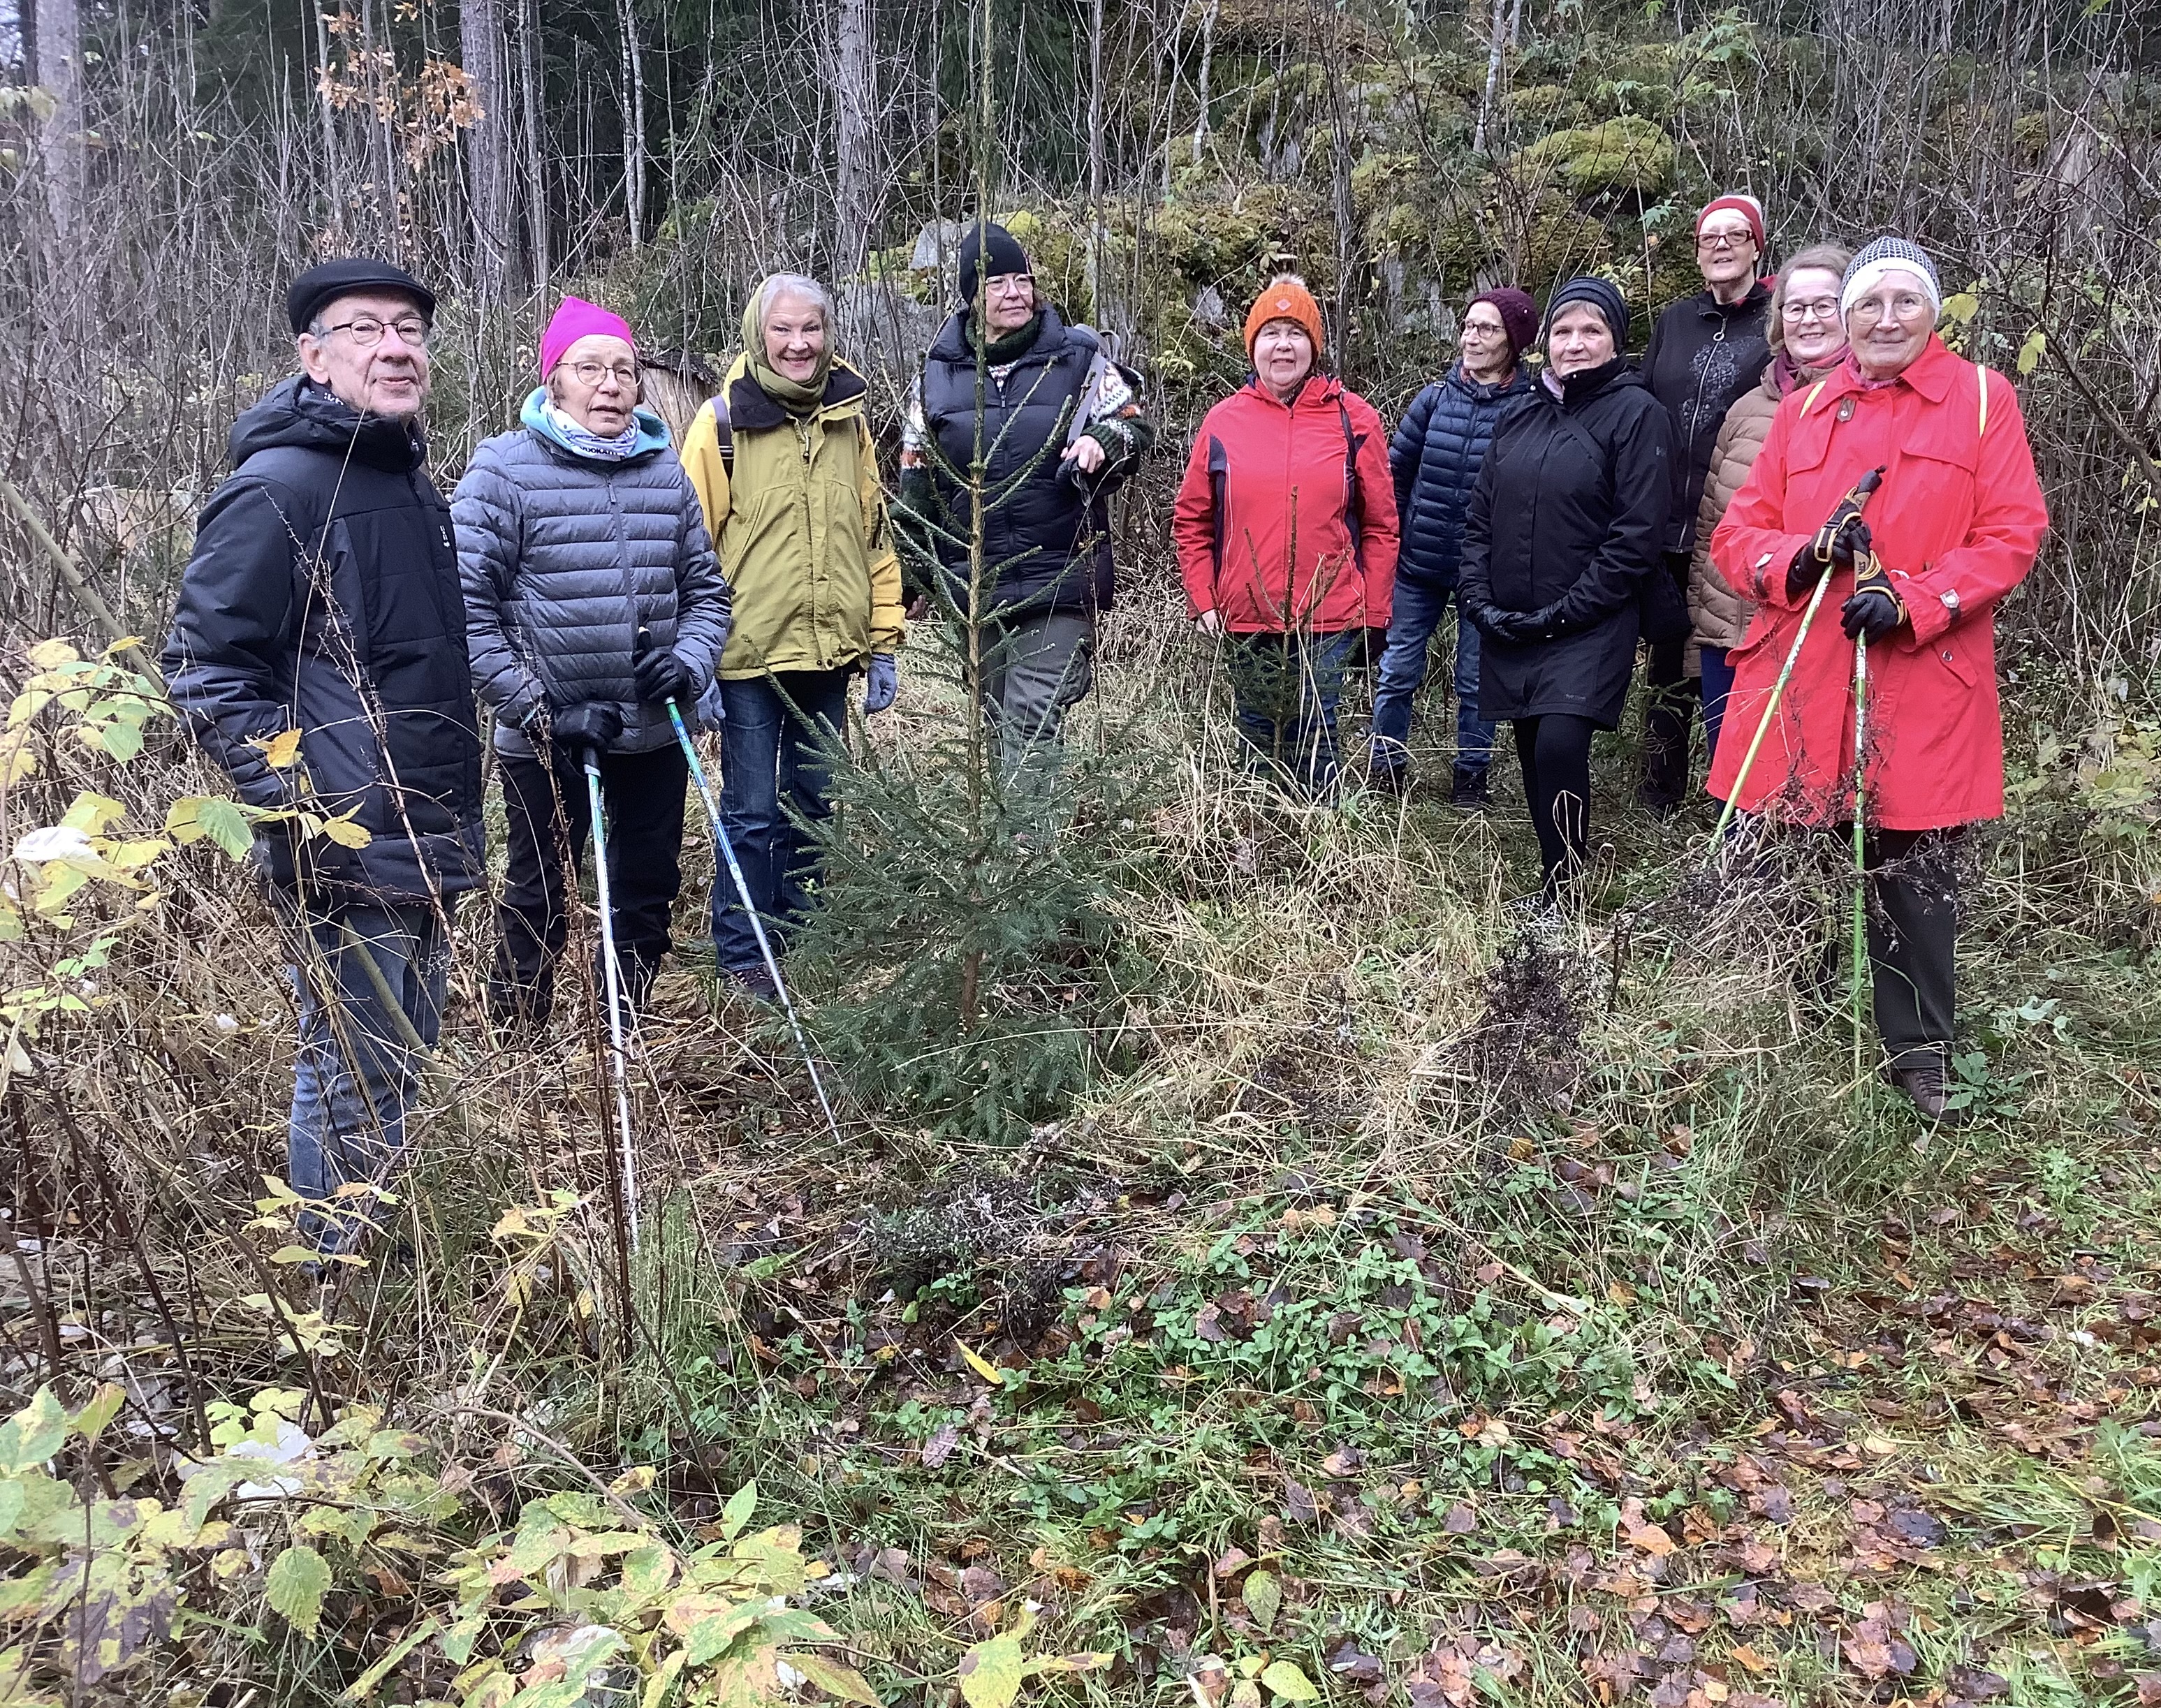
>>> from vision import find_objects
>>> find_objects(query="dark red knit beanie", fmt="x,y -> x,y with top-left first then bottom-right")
1468,287 -> 1539,356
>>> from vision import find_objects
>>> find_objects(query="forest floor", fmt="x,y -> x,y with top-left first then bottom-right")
10,612 -> 2161,1707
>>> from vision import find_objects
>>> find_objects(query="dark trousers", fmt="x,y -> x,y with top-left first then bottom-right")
1858,827 -> 1959,1071
1699,645 -> 1736,767
1514,713 -> 1597,895
1224,630 -> 1357,797
492,742 -> 689,1025
1642,551 -> 1698,806
712,668 -> 852,976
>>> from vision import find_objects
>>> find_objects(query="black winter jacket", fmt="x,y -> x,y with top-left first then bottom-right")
909,307 -> 1140,618
163,377 -> 485,901
1389,363 -> 1535,589
1458,360 -> 1673,727
1641,281 -> 1771,554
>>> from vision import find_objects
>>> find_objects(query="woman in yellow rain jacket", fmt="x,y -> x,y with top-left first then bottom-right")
680,272 -> 904,994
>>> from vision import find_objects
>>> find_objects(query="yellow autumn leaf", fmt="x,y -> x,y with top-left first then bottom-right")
254,728 -> 305,769
1939,290 -> 1980,325
318,814 -> 374,850
24,640 -> 78,671
2017,327 -> 2046,376
955,1337 -> 1006,1386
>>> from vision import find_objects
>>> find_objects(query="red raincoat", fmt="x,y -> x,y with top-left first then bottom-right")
1173,376 -> 1399,634
1705,335 -> 2047,830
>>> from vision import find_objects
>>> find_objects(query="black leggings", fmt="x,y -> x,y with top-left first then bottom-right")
1514,714 -> 1597,894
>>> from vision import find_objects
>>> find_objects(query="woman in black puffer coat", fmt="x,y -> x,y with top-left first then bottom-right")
1459,278 -> 1673,901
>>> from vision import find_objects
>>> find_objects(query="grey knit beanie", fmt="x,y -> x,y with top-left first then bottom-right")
1840,237 -> 1941,316
1544,276 -> 1631,346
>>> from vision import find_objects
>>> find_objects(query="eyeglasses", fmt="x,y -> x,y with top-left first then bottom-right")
1780,297 -> 1840,323
563,359 -> 639,388
321,314 -> 431,348
1849,293 -> 1933,326
983,272 -> 1035,297
1697,230 -> 1756,252
1461,320 -> 1507,338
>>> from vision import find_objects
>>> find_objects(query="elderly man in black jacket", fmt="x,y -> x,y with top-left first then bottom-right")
163,258 -> 485,1256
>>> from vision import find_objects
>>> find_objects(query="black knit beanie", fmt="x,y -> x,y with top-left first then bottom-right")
1544,276 -> 1631,348
957,223 -> 1030,307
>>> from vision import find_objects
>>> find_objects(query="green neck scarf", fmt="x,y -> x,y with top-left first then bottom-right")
740,281 -> 832,414
967,309 -> 1044,365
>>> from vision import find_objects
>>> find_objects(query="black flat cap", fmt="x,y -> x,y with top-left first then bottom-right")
287,258 -> 437,335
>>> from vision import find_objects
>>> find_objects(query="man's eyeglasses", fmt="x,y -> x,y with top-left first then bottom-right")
320,315 -> 431,348
1697,230 -> 1755,252
1780,297 -> 1840,323
562,359 -> 640,388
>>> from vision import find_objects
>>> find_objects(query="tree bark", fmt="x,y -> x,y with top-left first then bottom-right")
32,0 -> 84,244
617,0 -> 646,249
518,0 -> 550,286
462,0 -> 518,300
834,0 -> 877,277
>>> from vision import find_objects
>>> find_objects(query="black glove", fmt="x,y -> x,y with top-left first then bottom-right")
1472,604 -> 1533,644
1841,587 -> 1905,642
552,702 -> 622,761
250,820 -> 366,898
633,647 -> 693,705
1789,510 -> 1876,599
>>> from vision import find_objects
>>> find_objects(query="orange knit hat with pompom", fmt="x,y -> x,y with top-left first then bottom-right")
1243,275 -> 1325,358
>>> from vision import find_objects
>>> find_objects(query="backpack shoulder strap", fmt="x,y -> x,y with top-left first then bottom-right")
1338,397 -> 1365,568
1974,361 -> 1991,440
712,392 -> 735,470
1207,433 -> 1229,577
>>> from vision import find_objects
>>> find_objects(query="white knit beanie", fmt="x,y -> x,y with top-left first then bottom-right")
1840,237 -> 1942,317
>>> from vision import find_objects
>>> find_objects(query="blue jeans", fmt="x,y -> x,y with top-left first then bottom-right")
287,898 -> 451,1254
1369,577 -> 1496,777
1700,646 -> 1736,766
713,668 -> 853,975
1225,630 -> 1358,796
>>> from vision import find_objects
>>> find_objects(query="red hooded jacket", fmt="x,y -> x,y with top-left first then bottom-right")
1173,376 -> 1399,634
1706,334 -> 2047,830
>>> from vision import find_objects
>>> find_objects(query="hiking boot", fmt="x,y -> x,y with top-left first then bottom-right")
1368,760 -> 1407,797
722,964 -> 780,1003
1886,1059 -> 1959,1124
1450,767 -> 1490,811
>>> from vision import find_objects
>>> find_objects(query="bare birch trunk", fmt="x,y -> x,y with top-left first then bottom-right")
34,0 -> 85,244
835,0 -> 877,277
617,0 -> 647,249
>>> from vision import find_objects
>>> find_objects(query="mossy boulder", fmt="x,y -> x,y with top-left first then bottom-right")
1515,115 -> 1676,196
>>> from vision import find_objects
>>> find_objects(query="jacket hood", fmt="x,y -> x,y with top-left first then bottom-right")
229,374 -> 427,473
929,302 -> 1076,366
519,388 -> 671,461
721,353 -> 870,433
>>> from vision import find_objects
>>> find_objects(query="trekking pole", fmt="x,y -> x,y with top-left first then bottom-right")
583,758 -> 642,1251
1708,467 -> 1887,852
1850,635 -> 1870,1091
664,698 -> 844,1144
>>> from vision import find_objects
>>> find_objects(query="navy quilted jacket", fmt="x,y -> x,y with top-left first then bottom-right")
453,392 -> 731,757
1388,363 -> 1535,589
163,376 -> 485,902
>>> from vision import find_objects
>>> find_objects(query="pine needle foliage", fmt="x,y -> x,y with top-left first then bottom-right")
789,653 -> 1165,1143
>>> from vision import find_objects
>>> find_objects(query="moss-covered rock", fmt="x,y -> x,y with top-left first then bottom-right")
1515,115 -> 1676,196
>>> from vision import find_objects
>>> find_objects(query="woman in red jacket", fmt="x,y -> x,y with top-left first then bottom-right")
1173,277 -> 1399,795
1707,237 -> 2048,1119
